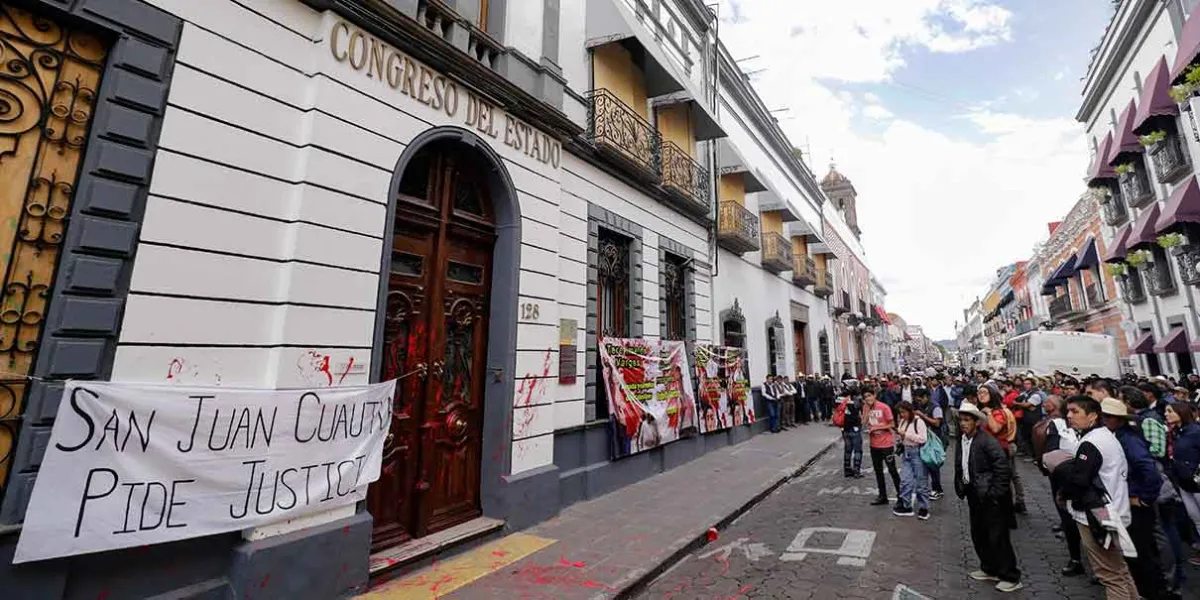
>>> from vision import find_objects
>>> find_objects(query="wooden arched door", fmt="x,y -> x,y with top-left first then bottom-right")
369,141 -> 495,551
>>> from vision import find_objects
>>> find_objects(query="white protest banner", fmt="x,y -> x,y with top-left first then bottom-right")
13,380 -> 396,563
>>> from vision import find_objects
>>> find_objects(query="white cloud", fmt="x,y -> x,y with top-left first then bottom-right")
719,0 -> 1086,339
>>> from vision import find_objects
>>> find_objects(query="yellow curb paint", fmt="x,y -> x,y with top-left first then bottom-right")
360,533 -> 557,599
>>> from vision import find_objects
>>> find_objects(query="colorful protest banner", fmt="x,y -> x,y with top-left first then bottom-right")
694,344 -> 755,433
599,338 -> 697,459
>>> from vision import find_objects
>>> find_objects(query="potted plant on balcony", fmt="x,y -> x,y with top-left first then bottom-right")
1127,249 -> 1154,268
1114,162 -> 1136,177
1157,232 -> 1188,255
1169,64 -> 1200,105
1106,262 -> 1128,278
1090,186 -> 1112,205
1139,130 -> 1167,153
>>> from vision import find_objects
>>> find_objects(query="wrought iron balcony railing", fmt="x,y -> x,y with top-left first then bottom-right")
586,88 -> 661,181
660,140 -> 711,212
761,231 -> 793,274
1144,262 -> 1178,297
1149,132 -> 1191,185
814,270 -> 834,298
1098,186 -> 1128,226
1049,294 -> 1073,319
833,290 -> 851,316
793,255 -> 817,287
717,201 -> 760,255
1119,272 -> 1147,304
1119,163 -> 1155,209
1174,245 -> 1200,286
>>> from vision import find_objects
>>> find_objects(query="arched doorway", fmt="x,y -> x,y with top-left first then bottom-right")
369,133 -> 509,551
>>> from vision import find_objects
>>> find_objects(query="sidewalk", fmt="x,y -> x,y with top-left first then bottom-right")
363,425 -> 840,599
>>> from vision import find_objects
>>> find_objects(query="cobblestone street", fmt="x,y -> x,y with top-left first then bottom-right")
637,441 -> 1200,600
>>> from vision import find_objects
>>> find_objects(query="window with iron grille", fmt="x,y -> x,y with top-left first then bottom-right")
594,228 -> 632,419
662,253 -> 688,341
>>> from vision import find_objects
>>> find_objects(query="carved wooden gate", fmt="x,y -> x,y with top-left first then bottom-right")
0,4 -> 107,499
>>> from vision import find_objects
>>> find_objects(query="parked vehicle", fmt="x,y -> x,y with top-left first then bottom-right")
1005,330 -> 1121,378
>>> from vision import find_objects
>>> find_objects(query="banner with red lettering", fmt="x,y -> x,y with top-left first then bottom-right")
599,338 -> 697,459
694,344 -> 754,433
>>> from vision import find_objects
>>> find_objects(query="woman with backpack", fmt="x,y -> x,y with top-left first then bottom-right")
915,387 -> 946,500
894,400 -> 932,520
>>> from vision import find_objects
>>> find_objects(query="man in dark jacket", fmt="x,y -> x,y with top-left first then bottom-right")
1102,397 -> 1177,600
839,381 -> 864,478
956,401 -> 1023,593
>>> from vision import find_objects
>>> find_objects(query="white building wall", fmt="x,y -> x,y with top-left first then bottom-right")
1084,1 -> 1200,377
119,0 -> 714,479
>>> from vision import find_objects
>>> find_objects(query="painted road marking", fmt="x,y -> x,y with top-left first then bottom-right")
893,583 -> 932,599
779,527 -> 876,566
360,533 -> 556,599
817,485 -> 879,496
697,537 -> 773,562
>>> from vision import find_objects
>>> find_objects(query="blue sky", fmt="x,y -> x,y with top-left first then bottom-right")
719,0 -> 1117,338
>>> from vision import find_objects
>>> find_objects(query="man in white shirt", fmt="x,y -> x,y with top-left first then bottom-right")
900,375 -> 913,404
1057,395 -> 1137,599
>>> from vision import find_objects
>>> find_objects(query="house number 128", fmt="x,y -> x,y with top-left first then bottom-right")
521,303 -> 540,320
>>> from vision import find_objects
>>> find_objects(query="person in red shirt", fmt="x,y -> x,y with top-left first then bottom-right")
1000,379 -> 1023,422
863,387 -> 902,506
978,382 -> 1026,515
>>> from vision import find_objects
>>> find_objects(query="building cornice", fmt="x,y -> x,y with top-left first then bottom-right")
301,0 -> 582,140
1076,0 -> 1159,124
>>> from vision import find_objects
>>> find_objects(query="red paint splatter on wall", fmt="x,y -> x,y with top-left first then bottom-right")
259,574 -> 270,588
514,350 -> 554,439
337,356 -> 355,385
166,358 -> 184,380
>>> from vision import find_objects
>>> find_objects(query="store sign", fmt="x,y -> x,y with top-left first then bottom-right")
559,318 -> 577,384
13,380 -> 396,563
329,20 -> 562,169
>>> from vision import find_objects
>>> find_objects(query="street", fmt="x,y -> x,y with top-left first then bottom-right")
636,436 -> 1200,600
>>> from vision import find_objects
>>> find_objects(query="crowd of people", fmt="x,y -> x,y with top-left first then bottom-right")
812,368 -> 1200,597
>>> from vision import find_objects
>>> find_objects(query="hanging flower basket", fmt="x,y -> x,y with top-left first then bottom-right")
1106,263 -> 1128,277
1170,65 -> 1200,105
1127,249 -> 1154,267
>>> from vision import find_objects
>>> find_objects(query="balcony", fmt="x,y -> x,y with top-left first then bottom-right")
1119,273 -> 1147,304
1097,186 -> 1128,226
586,88 -> 661,182
1118,164 -> 1155,209
660,140 -> 711,213
813,270 -> 834,298
760,232 -> 793,274
1143,262 -> 1178,297
792,255 -> 817,287
833,290 -> 851,316
1148,132 -> 1191,185
1048,294 -> 1073,320
1085,282 -> 1105,308
1174,245 -> 1200,286
717,201 -> 760,255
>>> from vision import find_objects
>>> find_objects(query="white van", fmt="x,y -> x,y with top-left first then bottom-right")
1005,330 -> 1122,378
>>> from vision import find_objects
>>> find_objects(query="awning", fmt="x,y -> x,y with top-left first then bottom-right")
652,93 -> 727,140
1106,100 -> 1140,167
1127,203 -> 1162,250
1103,224 -> 1132,263
1154,327 -> 1189,353
1155,176 -> 1200,233
1046,255 -> 1078,285
874,306 -> 889,323
1040,283 -> 1058,296
1087,132 -> 1117,185
1074,237 -> 1100,270
1131,330 -> 1156,354
717,139 -> 767,192
585,0 -> 685,98
1173,2 -> 1200,83
1133,56 -> 1178,134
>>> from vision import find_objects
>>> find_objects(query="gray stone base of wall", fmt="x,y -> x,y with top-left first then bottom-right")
552,400 -> 770,512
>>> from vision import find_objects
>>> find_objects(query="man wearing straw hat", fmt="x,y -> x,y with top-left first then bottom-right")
955,398 -> 1023,593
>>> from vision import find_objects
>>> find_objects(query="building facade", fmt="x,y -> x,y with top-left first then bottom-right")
0,0 -> 902,597
1079,0 -> 1200,377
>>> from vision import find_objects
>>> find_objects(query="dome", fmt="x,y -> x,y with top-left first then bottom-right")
822,163 -> 849,186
